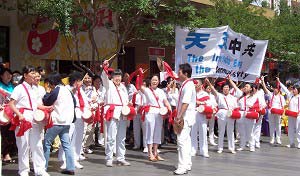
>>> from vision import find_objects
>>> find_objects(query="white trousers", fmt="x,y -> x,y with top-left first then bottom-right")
191,113 -> 208,155
218,116 -> 235,151
83,123 -> 95,148
244,118 -> 256,149
208,115 -> 216,143
253,116 -> 263,145
237,118 -> 246,148
105,118 -> 127,161
288,116 -> 300,145
145,113 -> 163,144
133,114 -> 146,148
15,123 -> 46,176
269,113 -> 281,139
177,121 -> 192,170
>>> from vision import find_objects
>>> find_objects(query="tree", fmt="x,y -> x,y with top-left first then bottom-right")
21,0 -> 204,74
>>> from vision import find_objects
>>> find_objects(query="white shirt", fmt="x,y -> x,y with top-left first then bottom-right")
165,88 -> 179,107
125,83 -> 137,101
143,87 -> 167,113
208,93 -> 218,108
10,82 -> 38,122
34,85 -> 46,106
288,94 -> 300,112
196,90 -> 211,106
177,79 -> 196,126
238,95 -> 258,111
101,71 -> 129,119
49,85 -> 75,125
66,85 -> 90,119
268,92 -> 285,109
216,93 -> 238,110
254,89 -> 267,109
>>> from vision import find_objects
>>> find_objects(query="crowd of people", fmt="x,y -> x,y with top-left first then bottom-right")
0,60 -> 299,176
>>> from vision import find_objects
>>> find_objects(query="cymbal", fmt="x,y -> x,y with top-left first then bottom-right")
156,57 -> 164,72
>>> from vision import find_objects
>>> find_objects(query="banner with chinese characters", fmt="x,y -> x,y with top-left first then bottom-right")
175,26 -> 268,82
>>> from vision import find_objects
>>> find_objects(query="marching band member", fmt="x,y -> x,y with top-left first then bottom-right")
132,82 -> 147,150
253,82 -> 267,149
261,77 -> 285,145
205,85 -> 218,146
140,74 -> 171,162
286,84 -> 300,148
164,77 -> 178,144
101,60 -> 131,167
91,75 -> 106,146
9,66 -> 49,176
191,79 -> 210,158
173,63 -> 196,175
237,83 -> 260,152
205,77 -> 239,154
43,72 -> 76,175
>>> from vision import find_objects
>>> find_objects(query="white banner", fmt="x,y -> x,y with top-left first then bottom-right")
175,26 -> 268,82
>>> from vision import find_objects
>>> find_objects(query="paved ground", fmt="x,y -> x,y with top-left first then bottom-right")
3,136 -> 300,176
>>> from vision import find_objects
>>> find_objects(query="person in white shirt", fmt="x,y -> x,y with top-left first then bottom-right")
205,77 -> 239,154
164,77 -> 178,144
237,83 -> 262,152
43,72 -> 76,175
9,66 -> 49,176
261,77 -> 285,145
286,84 -> 300,148
253,85 -> 267,149
205,85 -> 218,146
191,79 -> 210,158
173,63 -> 196,175
140,74 -> 171,162
102,60 -> 131,167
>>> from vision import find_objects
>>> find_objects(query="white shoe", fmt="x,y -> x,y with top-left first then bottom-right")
217,149 -> 223,154
249,147 -> 255,152
36,171 -> 50,176
255,143 -> 260,148
287,143 -> 295,148
143,147 -> 148,153
214,134 -> 218,139
60,162 -> 66,170
237,147 -> 244,151
191,152 -> 196,157
203,153 -> 210,158
157,149 -> 161,153
174,168 -> 188,175
75,162 -> 84,169
230,150 -> 236,154
186,166 -> 192,171
209,141 -> 217,146
297,144 -> 300,149
79,154 -> 86,161
84,148 -> 93,154
117,160 -> 131,166
270,137 -> 275,144
234,139 -> 239,143
106,160 -> 113,167
276,138 -> 282,145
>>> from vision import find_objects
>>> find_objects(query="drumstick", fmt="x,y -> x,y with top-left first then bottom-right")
107,53 -> 117,62
142,68 -> 149,74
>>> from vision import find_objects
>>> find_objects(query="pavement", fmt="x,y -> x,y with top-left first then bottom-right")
2,136 -> 300,176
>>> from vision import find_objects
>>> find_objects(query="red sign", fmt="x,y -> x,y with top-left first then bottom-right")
148,47 -> 165,57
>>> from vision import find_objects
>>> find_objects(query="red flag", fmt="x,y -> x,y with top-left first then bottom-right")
16,119 -> 32,137
163,62 -> 178,80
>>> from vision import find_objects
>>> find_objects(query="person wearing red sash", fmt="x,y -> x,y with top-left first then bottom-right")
191,79 -> 210,158
9,66 -> 49,176
261,77 -> 285,145
286,84 -> 300,148
205,85 -> 218,146
205,78 -> 239,154
140,75 -> 171,162
237,83 -> 260,152
173,63 -> 196,175
253,84 -> 267,149
90,75 -> 106,147
101,60 -> 131,167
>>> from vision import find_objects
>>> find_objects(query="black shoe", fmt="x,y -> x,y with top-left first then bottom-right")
61,170 -> 75,175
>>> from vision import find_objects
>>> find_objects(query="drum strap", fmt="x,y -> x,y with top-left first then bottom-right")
21,84 -> 33,110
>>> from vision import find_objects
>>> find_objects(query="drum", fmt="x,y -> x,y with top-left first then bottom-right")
227,110 -> 241,119
81,108 -> 94,123
196,105 -> 213,114
121,106 -> 131,116
270,108 -> 284,115
0,109 -> 10,126
245,111 -> 259,119
259,108 -> 266,116
285,110 -> 298,118
159,107 -> 168,116
34,109 -> 45,122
